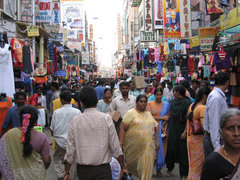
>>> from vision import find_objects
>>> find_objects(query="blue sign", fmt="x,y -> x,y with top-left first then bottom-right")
55,70 -> 66,77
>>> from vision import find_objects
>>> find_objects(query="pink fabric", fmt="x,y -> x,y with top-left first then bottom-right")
198,55 -> 205,68
31,130 -> 50,156
154,47 -> 160,62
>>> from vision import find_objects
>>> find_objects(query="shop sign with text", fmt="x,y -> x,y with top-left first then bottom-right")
35,0 -> 52,23
154,0 -> 164,29
27,26 -> 39,37
145,0 -> 153,32
190,36 -> 200,48
200,38 -> 214,50
180,0 -> 191,38
140,31 -> 157,42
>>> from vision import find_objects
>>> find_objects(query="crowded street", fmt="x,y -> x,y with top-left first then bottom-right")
0,0 -> 240,180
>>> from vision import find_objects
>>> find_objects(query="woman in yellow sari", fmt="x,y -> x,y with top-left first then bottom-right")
119,94 -> 159,180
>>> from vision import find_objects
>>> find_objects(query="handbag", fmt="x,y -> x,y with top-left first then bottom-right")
191,119 -> 203,135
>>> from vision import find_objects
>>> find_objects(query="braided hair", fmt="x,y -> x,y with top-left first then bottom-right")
187,87 -> 211,121
19,105 -> 39,157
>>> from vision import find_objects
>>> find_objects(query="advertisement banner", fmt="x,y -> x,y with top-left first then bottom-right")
35,0 -> 52,23
200,27 -> 219,38
145,0 -> 153,32
82,51 -> 90,65
140,31 -> 157,42
49,33 -> 63,42
163,0 -> 181,38
205,0 -> 223,15
190,36 -> 200,48
200,38 -> 214,51
27,26 -> 40,37
52,1 -> 60,24
154,0 -> 164,29
21,0 -> 32,22
220,7 -> 240,31
61,0 -> 85,50
89,24 -> 93,41
180,0 -> 191,38
55,70 -> 67,77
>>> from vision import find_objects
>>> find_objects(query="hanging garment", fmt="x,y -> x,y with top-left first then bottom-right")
22,45 -> 33,74
212,52 -> 233,71
154,47 -> 160,62
0,96 -> 12,133
188,56 -> 195,75
148,48 -> 155,64
156,61 -> 163,73
137,60 -> 143,72
167,60 -> 175,72
53,47 -> 58,72
204,65 -> 210,78
10,38 -> 24,68
198,55 -> 205,68
0,44 -> 15,98
174,39 -> 181,51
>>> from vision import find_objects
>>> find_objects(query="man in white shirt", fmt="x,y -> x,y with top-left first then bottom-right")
203,71 -> 229,157
108,81 -> 136,134
50,90 -> 81,179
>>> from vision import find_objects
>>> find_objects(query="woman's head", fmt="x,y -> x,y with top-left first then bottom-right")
195,87 -> 211,105
136,94 -> 147,112
173,85 -> 186,98
220,109 -> 240,150
19,105 -> 39,157
104,88 -> 112,100
154,88 -> 163,102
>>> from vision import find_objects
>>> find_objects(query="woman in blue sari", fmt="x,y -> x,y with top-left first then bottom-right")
147,88 -> 170,177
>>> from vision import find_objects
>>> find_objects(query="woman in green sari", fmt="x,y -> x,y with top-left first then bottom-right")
119,94 -> 159,180
0,105 -> 51,180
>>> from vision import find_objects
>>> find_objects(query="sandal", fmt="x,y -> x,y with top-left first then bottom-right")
165,170 -> 172,177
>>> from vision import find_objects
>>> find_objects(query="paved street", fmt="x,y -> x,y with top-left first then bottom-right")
44,128 -> 180,180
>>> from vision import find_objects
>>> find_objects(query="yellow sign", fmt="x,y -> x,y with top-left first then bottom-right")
220,7 -> 240,30
81,42 -> 85,47
199,27 -> 218,38
27,26 -> 39,37
189,36 -> 200,48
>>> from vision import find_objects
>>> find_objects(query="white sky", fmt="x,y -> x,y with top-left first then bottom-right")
85,0 -> 122,67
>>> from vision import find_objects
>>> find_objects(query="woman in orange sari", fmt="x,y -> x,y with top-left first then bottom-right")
186,87 -> 211,180
147,88 -> 170,177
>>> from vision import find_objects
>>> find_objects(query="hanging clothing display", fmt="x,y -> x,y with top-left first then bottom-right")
0,96 -> 12,133
22,45 -> 33,74
212,52 -> 233,71
0,44 -> 15,98
10,38 -> 24,68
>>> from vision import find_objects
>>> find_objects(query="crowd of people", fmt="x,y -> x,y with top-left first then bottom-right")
0,71 -> 239,180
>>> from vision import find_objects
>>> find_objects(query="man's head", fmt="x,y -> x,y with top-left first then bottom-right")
129,81 -> 135,91
14,91 -> 26,107
152,79 -> 158,88
60,90 -> 72,105
36,86 -> 43,96
214,71 -> 229,90
79,86 -> 98,108
119,81 -> 130,97
167,81 -> 173,90
191,79 -> 200,90
51,82 -> 59,92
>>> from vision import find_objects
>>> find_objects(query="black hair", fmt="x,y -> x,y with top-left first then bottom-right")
119,81 -> 129,88
214,71 -> 229,86
51,82 -> 59,90
60,85 -> 69,92
173,85 -> 186,98
154,88 -> 163,95
60,90 -> 72,103
104,88 -> 111,94
192,79 -> 200,85
73,90 -> 82,111
36,86 -> 43,92
136,94 -> 147,103
19,105 -> 39,157
180,80 -> 195,98
201,80 -> 209,87
187,87 -> 211,121
110,80 -> 115,91
167,81 -> 173,86
80,86 -> 98,108
14,91 -> 26,100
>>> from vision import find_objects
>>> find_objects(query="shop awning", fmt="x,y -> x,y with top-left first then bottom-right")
16,22 -> 52,38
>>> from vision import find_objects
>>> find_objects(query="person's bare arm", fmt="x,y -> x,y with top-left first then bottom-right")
119,122 -> 129,148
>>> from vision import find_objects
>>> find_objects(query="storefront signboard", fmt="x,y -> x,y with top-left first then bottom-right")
82,51 -> 90,65
49,33 -> 63,42
21,0 -> 32,22
27,26 -> 39,37
180,0 -> 191,38
220,7 -> 240,31
189,36 -> 200,48
199,27 -> 218,38
200,38 -> 214,51
140,31 -> 157,42
163,0 -> 181,38
35,0 -> 52,23
52,1 -> 60,24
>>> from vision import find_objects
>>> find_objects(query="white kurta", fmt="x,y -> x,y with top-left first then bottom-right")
0,44 -> 15,98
